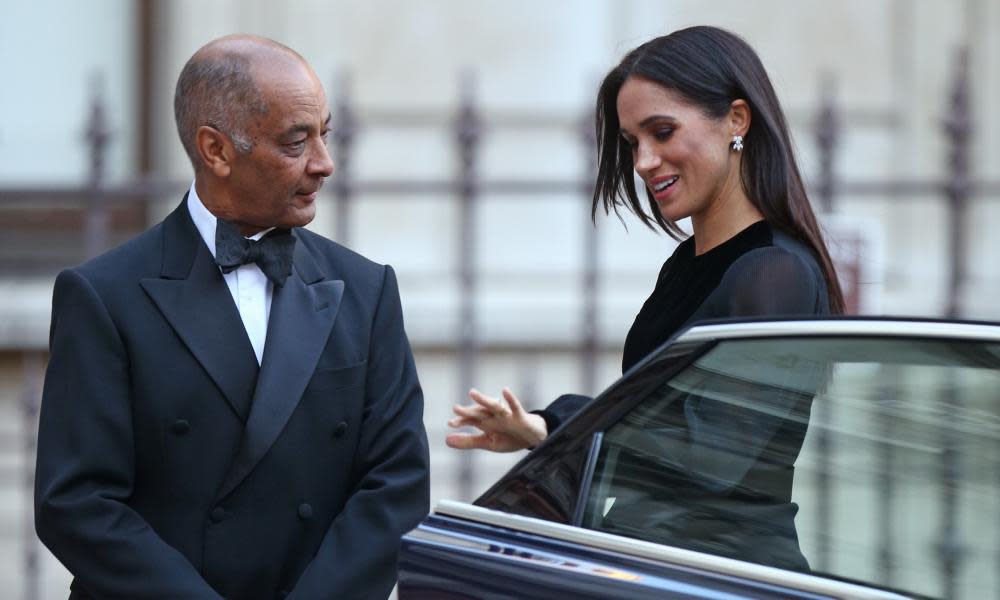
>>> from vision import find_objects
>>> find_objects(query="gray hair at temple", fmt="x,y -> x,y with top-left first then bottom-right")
173,49 -> 269,169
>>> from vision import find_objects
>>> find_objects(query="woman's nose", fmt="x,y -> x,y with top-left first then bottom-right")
633,143 -> 660,175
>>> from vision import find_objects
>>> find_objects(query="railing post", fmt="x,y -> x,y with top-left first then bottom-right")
811,75 -> 839,572
455,71 -> 481,501
937,44 -> 971,600
812,391 -> 832,571
84,72 -> 111,260
936,373 -> 965,600
332,70 -> 356,246
814,73 -> 838,215
943,47 -> 971,320
578,108 -> 599,396
21,352 -> 43,600
875,368 -> 899,586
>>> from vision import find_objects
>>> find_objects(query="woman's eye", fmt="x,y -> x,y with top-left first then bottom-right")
654,129 -> 674,141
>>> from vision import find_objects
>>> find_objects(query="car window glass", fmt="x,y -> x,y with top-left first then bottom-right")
581,336 -> 1000,599
476,343 -> 702,522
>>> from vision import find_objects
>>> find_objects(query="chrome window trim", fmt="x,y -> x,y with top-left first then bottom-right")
570,431 -> 604,526
435,500 -> 908,600
677,319 -> 1000,344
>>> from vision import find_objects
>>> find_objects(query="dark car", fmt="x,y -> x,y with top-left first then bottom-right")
399,318 -> 1000,599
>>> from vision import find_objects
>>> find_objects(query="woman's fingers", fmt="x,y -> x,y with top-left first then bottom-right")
453,403 -> 489,419
447,416 -> 479,428
468,388 -> 509,417
452,404 -> 475,417
501,387 -> 524,415
449,388 -> 533,451
446,431 -> 526,453
445,432 -> 490,450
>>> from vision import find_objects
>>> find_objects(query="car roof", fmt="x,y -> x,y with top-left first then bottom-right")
675,316 -> 1000,344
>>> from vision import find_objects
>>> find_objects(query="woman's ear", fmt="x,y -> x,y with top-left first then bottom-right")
729,99 -> 751,138
195,125 -> 233,177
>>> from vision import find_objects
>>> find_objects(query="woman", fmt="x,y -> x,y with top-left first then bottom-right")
447,26 -> 844,568
449,25 -> 843,450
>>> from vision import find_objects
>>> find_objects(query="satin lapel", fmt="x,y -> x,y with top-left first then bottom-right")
216,245 -> 344,499
140,200 -> 259,422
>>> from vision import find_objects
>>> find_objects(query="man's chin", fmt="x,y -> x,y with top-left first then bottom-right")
282,206 -> 317,229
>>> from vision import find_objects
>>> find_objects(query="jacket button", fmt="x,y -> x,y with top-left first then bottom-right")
210,507 -> 226,523
171,419 -> 190,435
298,503 -> 313,520
332,421 -> 348,438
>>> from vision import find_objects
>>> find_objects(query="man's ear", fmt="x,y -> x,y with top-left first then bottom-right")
195,126 -> 233,177
729,99 -> 751,138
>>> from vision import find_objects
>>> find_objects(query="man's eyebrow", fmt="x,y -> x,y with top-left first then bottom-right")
282,114 -> 332,138
283,123 -> 312,137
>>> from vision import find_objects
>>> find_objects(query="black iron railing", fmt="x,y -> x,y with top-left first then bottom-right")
3,45 -> 999,599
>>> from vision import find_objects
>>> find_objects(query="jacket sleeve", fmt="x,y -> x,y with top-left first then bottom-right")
287,265 -> 430,600
34,268 -> 223,599
533,393 -> 593,436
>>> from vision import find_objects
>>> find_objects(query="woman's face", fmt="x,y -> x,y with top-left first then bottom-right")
616,76 -> 742,224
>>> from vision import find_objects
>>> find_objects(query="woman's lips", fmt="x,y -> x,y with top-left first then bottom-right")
650,175 -> 679,201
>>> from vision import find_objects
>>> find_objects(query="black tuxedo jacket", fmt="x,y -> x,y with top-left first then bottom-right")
34,198 -> 430,599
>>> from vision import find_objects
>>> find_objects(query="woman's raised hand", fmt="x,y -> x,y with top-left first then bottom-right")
445,387 -> 548,452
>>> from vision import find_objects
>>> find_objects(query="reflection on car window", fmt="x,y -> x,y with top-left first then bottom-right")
582,336 -> 1000,599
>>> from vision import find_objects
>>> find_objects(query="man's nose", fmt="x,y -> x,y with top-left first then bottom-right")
309,141 -> 335,177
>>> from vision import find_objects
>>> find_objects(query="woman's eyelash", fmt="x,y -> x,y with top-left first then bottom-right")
621,129 -> 673,148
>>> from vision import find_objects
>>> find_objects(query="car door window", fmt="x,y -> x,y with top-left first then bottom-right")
581,336 -> 1000,599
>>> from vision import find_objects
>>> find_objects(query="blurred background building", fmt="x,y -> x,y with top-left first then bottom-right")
1,0 -> 999,597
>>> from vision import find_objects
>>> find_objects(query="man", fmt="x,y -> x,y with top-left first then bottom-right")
34,35 -> 429,599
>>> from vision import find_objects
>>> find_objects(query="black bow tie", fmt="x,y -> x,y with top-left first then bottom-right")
215,219 -> 296,286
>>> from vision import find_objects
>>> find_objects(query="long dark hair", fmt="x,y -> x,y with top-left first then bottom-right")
593,26 -> 845,314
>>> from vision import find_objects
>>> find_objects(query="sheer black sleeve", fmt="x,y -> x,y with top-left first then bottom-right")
666,245 -> 826,492
719,246 -> 824,318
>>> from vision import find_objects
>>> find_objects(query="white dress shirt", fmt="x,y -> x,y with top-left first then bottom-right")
187,183 -> 273,365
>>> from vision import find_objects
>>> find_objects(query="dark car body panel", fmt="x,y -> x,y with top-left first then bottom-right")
400,514 -> 834,599
401,319 -> 1000,599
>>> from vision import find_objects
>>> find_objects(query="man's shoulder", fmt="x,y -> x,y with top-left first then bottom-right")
293,227 -> 384,277
74,221 -> 167,285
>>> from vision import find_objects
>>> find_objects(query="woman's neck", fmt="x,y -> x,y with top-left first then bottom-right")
690,191 -> 765,256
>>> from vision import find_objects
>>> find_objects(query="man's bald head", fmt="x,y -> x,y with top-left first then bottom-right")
173,35 -> 310,170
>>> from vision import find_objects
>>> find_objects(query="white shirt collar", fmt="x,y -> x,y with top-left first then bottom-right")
186,181 -> 274,257
186,182 -> 219,258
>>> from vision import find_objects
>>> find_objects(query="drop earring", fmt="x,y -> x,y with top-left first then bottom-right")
731,135 -> 744,152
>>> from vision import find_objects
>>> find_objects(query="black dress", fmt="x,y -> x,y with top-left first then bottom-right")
621,219 -> 830,372
537,220 -> 830,571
